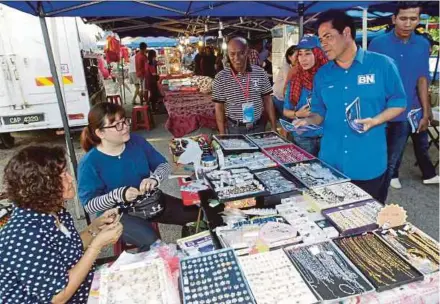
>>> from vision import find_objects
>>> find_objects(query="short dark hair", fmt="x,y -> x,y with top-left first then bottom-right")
148,49 -> 157,64
316,10 -> 356,40
394,2 -> 422,16
139,42 -> 147,50
3,145 -> 67,213
285,45 -> 297,64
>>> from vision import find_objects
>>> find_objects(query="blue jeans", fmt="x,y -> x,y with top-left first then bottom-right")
293,136 -> 321,157
381,121 -> 437,201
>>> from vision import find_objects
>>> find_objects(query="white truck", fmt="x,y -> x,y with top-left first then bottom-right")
0,4 -> 104,148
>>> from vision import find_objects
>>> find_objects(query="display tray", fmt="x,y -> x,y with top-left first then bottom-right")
238,249 -> 319,304
252,167 -> 305,206
334,233 -> 424,292
375,223 -> 440,276
263,143 -> 315,164
212,134 -> 259,153
203,167 -> 269,203
179,248 -> 256,304
245,131 -> 289,148
322,199 -> 383,236
304,182 -> 373,211
284,241 -> 375,302
285,159 -> 350,189
221,151 -> 278,171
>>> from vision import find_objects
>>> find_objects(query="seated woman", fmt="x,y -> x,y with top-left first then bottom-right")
0,145 -> 122,304
283,35 -> 328,156
78,102 -> 198,252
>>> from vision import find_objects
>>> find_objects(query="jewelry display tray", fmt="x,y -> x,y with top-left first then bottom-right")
285,158 -> 350,189
245,131 -> 289,148
262,143 -> 316,164
333,233 -> 424,292
283,241 -> 375,302
321,199 -> 383,236
374,224 -> 440,276
250,167 -> 306,206
179,248 -> 256,304
212,134 -> 259,154
203,168 -> 270,203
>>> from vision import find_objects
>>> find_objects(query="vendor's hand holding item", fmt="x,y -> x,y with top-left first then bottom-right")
91,207 -> 120,230
89,222 -> 124,250
295,104 -> 311,118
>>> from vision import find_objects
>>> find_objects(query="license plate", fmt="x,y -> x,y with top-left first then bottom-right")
2,113 -> 45,125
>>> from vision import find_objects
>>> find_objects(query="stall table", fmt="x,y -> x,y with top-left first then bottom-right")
163,90 -> 217,137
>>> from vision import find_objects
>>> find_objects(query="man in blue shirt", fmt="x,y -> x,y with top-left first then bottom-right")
369,2 -> 438,198
295,10 -> 406,202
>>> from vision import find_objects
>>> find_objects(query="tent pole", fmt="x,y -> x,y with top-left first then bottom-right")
38,14 -> 78,179
362,7 -> 368,50
298,1 -> 304,38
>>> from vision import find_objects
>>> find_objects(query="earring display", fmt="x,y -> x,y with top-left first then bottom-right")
284,241 -> 375,301
213,135 -> 258,151
376,223 -> 440,276
238,250 -> 318,304
322,200 -> 383,236
222,152 -> 277,170
245,131 -> 288,148
334,233 -> 424,292
180,248 -> 256,304
254,169 -> 299,195
286,159 -> 349,189
263,144 -> 315,164
99,259 -> 178,304
205,168 -> 267,202
304,182 -> 372,211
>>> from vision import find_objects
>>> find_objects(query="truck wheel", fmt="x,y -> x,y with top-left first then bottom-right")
0,133 -> 15,149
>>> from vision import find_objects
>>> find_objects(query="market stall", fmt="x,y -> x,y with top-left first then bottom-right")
83,131 -> 439,304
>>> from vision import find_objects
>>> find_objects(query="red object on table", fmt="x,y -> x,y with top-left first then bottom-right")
178,177 -> 202,206
132,105 -> 151,131
163,91 -> 217,137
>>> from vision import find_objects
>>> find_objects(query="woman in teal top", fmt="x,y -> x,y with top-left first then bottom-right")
283,35 -> 328,156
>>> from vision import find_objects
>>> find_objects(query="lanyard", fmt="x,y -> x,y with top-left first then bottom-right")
231,70 -> 250,100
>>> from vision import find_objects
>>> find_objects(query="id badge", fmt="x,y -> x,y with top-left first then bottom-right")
242,102 -> 255,123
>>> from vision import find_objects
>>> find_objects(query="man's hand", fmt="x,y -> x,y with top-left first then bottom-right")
417,117 -> 430,133
355,118 -> 379,132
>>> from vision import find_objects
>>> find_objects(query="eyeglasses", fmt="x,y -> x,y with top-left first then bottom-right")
101,118 -> 131,131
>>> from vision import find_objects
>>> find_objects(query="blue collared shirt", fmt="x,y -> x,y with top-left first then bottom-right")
284,85 -> 323,138
369,29 -> 430,122
311,47 -> 406,180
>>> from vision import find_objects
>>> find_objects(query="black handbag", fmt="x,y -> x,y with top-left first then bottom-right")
128,189 -> 165,220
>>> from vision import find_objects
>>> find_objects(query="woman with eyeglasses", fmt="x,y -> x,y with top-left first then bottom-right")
78,102 -> 198,252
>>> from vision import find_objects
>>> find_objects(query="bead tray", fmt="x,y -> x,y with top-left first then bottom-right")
180,248 -> 256,304
375,223 -> 440,276
322,199 -> 383,236
213,135 -> 259,152
254,167 -> 305,195
245,131 -> 289,148
262,144 -> 315,164
284,241 -> 375,301
286,159 -> 350,189
238,249 -> 319,304
334,233 -> 424,292
221,152 -> 278,171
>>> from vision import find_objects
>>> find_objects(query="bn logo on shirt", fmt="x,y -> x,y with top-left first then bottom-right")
357,74 -> 375,85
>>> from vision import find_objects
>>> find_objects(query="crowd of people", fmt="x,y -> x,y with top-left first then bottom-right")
0,4 -> 438,304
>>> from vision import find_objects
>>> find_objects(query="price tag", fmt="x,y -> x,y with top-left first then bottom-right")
376,204 -> 407,228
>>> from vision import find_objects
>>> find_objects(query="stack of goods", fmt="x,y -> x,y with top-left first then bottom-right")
222,152 -> 277,170
99,259 -> 179,304
276,202 -> 331,244
180,249 -> 256,304
263,144 -> 315,164
191,75 -> 214,94
238,250 -> 318,304
246,132 -> 287,148
205,168 -> 267,201
254,169 -> 299,195
177,231 -> 216,256
304,182 -> 372,211
285,241 -> 375,301
335,233 -> 424,291
322,200 -> 383,235
377,223 -> 440,275
213,135 -> 258,152
287,159 -> 349,188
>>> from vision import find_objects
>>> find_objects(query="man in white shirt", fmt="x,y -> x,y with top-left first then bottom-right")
129,49 -> 140,104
